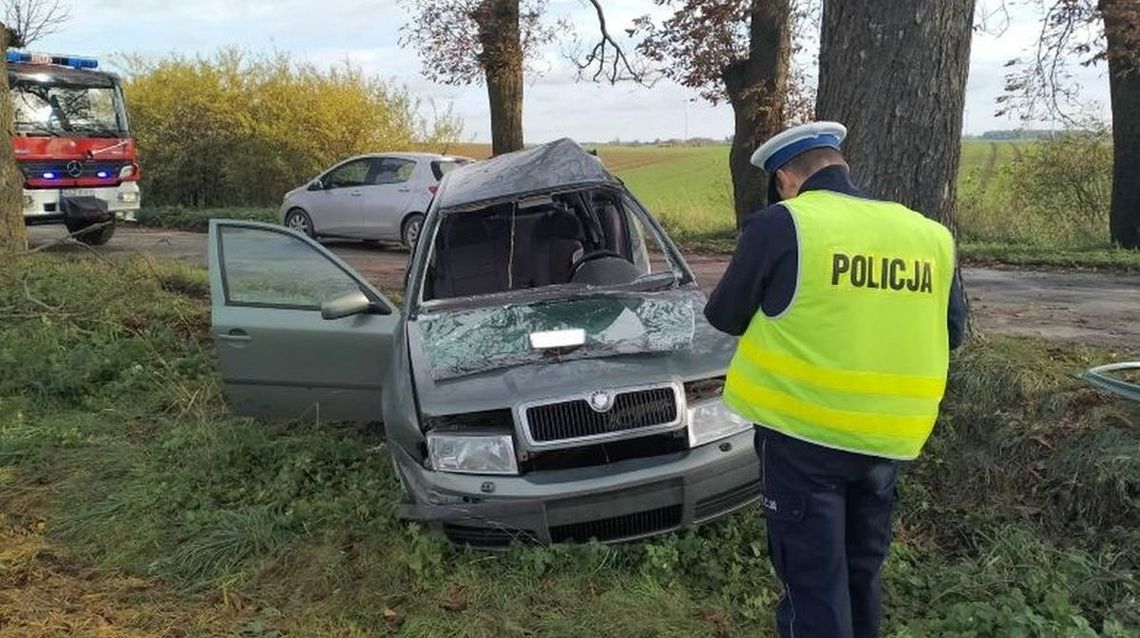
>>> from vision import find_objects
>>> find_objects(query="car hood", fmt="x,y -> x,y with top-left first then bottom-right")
407,287 -> 737,417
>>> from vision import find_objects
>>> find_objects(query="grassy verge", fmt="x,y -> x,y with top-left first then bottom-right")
6,255 -> 1136,636
959,242 -> 1140,272
135,206 -> 277,233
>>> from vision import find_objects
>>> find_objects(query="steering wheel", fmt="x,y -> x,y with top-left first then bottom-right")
570,249 -> 626,276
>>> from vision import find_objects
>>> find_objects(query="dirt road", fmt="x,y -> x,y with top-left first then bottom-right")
28,226 -> 1140,349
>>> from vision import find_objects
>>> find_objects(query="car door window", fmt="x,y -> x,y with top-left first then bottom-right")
219,225 -> 365,309
371,158 -> 417,185
623,197 -> 679,276
324,159 -> 372,189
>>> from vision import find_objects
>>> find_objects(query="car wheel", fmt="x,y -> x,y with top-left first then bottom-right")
65,219 -> 116,245
402,213 -> 424,250
285,208 -> 315,238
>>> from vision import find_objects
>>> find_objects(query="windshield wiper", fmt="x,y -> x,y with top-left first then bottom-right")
631,272 -> 679,291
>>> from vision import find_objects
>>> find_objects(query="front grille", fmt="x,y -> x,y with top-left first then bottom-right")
442,523 -> 538,548
522,433 -> 687,472
525,387 -> 679,444
694,479 -> 763,520
20,159 -> 132,181
550,505 -> 683,543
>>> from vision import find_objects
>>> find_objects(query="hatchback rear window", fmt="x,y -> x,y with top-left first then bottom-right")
431,159 -> 467,181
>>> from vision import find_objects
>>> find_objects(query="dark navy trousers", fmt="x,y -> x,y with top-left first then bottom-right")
755,427 -> 899,638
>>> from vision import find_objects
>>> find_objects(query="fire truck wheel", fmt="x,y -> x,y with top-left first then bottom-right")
67,220 -> 116,246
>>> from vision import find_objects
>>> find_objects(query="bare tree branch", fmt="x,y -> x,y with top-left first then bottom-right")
3,0 -> 71,48
996,0 -> 1135,125
572,0 -> 656,86
975,0 -> 1013,36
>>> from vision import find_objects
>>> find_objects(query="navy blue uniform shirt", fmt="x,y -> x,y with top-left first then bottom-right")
705,165 -> 968,349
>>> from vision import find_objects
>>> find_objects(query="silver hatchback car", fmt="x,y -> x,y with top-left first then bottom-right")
279,152 -> 470,248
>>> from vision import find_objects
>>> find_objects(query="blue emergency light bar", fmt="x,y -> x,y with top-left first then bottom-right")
6,50 -> 99,70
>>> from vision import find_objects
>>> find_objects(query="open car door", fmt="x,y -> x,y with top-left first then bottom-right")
207,220 -> 400,422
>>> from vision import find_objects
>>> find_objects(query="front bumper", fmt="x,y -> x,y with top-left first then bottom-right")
22,183 -> 141,224
395,429 -> 761,547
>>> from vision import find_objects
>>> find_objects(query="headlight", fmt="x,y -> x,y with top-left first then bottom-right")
23,195 -> 33,208
427,432 -> 518,475
119,165 -> 135,179
687,397 -> 750,448
118,191 -> 139,203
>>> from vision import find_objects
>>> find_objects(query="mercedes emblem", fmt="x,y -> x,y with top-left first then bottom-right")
66,160 -> 83,178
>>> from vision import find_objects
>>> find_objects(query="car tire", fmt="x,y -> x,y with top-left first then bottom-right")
65,219 -> 116,246
285,208 -> 316,238
401,213 -> 424,250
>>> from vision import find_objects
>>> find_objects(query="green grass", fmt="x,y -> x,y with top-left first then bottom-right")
612,146 -> 735,245
2,254 -> 1138,636
960,242 -> 1140,272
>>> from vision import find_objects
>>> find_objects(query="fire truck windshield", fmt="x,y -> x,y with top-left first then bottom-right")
11,80 -> 128,138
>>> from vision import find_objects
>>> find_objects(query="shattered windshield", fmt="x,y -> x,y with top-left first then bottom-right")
415,290 -> 701,381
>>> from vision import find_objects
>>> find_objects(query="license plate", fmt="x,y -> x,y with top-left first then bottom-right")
61,188 -> 102,198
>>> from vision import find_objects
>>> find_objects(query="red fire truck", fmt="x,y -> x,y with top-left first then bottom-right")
7,50 -> 140,245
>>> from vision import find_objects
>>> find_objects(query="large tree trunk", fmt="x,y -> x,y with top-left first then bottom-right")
0,23 -> 26,252
475,0 -> 524,156
816,0 -> 975,229
1102,0 -> 1140,249
724,0 -> 792,226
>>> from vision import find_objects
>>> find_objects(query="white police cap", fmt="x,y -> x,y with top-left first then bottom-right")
750,121 -> 848,173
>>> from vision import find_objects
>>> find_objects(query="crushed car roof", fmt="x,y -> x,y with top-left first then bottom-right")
436,138 -> 621,210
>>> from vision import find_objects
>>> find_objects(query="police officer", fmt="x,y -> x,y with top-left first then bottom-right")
705,121 -> 968,638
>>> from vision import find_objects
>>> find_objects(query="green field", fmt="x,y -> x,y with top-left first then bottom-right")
610,141 -> 1023,241
2,255 -> 1139,636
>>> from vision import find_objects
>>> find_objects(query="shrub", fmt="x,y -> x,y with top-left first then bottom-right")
119,50 -> 462,208
135,206 -> 277,232
957,131 -> 1112,246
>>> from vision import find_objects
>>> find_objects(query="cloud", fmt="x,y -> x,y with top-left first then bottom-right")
32,0 -> 1113,142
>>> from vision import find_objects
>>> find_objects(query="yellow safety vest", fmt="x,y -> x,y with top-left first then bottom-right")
723,189 -> 956,460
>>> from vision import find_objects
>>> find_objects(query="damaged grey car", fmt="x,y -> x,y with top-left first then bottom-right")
207,138 -> 761,547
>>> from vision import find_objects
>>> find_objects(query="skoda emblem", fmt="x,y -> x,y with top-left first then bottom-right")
66,160 -> 83,178
587,390 -> 615,413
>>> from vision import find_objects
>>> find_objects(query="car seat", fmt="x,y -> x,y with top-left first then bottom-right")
430,214 -> 512,297
530,208 -> 585,286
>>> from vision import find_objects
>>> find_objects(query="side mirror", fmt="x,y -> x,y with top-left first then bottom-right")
321,291 -> 372,320
308,179 -> 325,191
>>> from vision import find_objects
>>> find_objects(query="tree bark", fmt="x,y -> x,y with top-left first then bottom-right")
816,0 -> 976,229
475,0 -> 525,156
0,23 -> 27,252
1102,0 -> 1140,249
724,0 -> 791,226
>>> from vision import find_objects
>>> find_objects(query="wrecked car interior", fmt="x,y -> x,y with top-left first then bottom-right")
425,186 -> 671,299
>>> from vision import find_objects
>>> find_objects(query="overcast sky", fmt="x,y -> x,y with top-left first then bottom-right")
37,0 -> 1113,143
